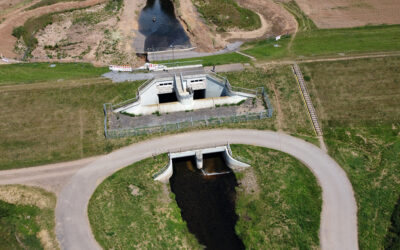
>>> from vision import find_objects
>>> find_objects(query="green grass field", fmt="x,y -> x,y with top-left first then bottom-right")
0,77 -> 141,170
293,25 -> 400,57
89,145 -> 321,249
232,145 -> 321,249
0,63 -> 108,85
165,24 -> 400,64
302,56 -> 400,249
88,154 -> 202,249
0,185 -> 58,249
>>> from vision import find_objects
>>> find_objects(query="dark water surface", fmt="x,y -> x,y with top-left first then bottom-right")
138,0 -> 191,51
170,153 -> 245,250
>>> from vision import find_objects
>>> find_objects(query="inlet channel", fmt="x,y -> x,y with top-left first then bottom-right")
169,152 -> 245,250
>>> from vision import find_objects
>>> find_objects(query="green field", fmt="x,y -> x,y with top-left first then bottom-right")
88,154 -> 202,249
0,63 -> 108,85
232,145 -> 321,249
157,52 -> 251,67
89,145 -> 321,249
193,0 -> 260,31
0,77 -> 141,169
0,185 -> 58,249
302,56 -> 400,249
167,24 -> 400,64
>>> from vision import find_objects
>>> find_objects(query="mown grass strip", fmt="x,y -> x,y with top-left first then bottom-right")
0,62 -> 108,85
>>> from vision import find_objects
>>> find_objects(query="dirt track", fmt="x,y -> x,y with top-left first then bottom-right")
0,0 -> 106,58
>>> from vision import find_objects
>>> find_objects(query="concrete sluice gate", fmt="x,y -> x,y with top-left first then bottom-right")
156,146 -> 249,249
114,72 -> 255,116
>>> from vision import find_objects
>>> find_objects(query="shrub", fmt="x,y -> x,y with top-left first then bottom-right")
12,26 -> 26,39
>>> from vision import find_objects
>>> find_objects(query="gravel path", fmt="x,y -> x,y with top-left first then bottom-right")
55,129 -> 358,250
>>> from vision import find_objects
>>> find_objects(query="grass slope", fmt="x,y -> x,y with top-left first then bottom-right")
0,78 -> 142,169
0,63 -> 108,85
0,185 -> 58,249
303,56 -> 400,249
88,154 -> 202,249
232,145 -> 321,249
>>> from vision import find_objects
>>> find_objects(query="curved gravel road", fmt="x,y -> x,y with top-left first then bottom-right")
56,129 -> 358,250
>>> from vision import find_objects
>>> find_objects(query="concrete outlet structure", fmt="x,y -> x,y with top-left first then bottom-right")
154,145 -> 250,183
114,70 -> 255,115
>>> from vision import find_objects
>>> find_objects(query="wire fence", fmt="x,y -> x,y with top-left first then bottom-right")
104,110 -> 272,139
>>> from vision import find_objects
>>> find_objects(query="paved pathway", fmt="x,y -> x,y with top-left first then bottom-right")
56,129 -> 358,250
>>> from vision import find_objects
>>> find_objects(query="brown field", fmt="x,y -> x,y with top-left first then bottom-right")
294,0 -> 400,28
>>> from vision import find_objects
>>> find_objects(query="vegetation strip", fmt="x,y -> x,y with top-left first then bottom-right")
303,56 -> 400,249
0,185 -> 58,249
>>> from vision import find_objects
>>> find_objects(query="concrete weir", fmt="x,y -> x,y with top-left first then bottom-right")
154,145 -> 249,183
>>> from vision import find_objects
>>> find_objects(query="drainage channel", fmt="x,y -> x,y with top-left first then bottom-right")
169,152 -> 245,250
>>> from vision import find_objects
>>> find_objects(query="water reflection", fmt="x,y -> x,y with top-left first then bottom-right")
138,0 -> 191,51
170,153 -> 245,250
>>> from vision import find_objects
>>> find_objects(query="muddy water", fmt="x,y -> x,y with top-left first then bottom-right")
169,153 -> 245,250
138,0 -> 190,51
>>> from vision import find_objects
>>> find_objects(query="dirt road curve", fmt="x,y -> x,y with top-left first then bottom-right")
0,0 -> 106,58
55,129 -> 358,250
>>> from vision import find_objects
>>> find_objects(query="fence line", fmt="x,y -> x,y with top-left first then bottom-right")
105,110 -> 272,139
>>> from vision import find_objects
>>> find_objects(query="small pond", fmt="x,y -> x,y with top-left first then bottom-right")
138,0 -> 191,52
169,153 -> 245,250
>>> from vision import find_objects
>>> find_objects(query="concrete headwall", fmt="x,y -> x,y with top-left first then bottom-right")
154,146 -> 250,183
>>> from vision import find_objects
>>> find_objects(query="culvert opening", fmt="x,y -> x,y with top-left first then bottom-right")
169,153 -> 245,250
158,92 -> 178,103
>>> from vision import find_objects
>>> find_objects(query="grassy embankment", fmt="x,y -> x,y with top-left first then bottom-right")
302,56 -> 400,250
0,62 -> 107,85
0,185 -> 58,249
232,145 -> 321,249
193,0 -> 260,32
88,154 -> 202,249
0,63 -> 314,170
89,145 -> 321,249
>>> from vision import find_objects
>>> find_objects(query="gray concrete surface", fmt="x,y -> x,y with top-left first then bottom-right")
55,129 -> 358,250
147,42 -> 243,61
0,157 -> 99,194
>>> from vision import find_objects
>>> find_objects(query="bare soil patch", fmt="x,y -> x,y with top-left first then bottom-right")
294,0 -> 400,28
0,0 -> 106,58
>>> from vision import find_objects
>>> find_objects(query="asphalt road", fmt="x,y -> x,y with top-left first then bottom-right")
55,129 -> 358,250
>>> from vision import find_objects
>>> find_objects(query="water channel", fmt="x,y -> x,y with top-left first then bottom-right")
138,0 -> 191,52
169,153 -> 245,250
